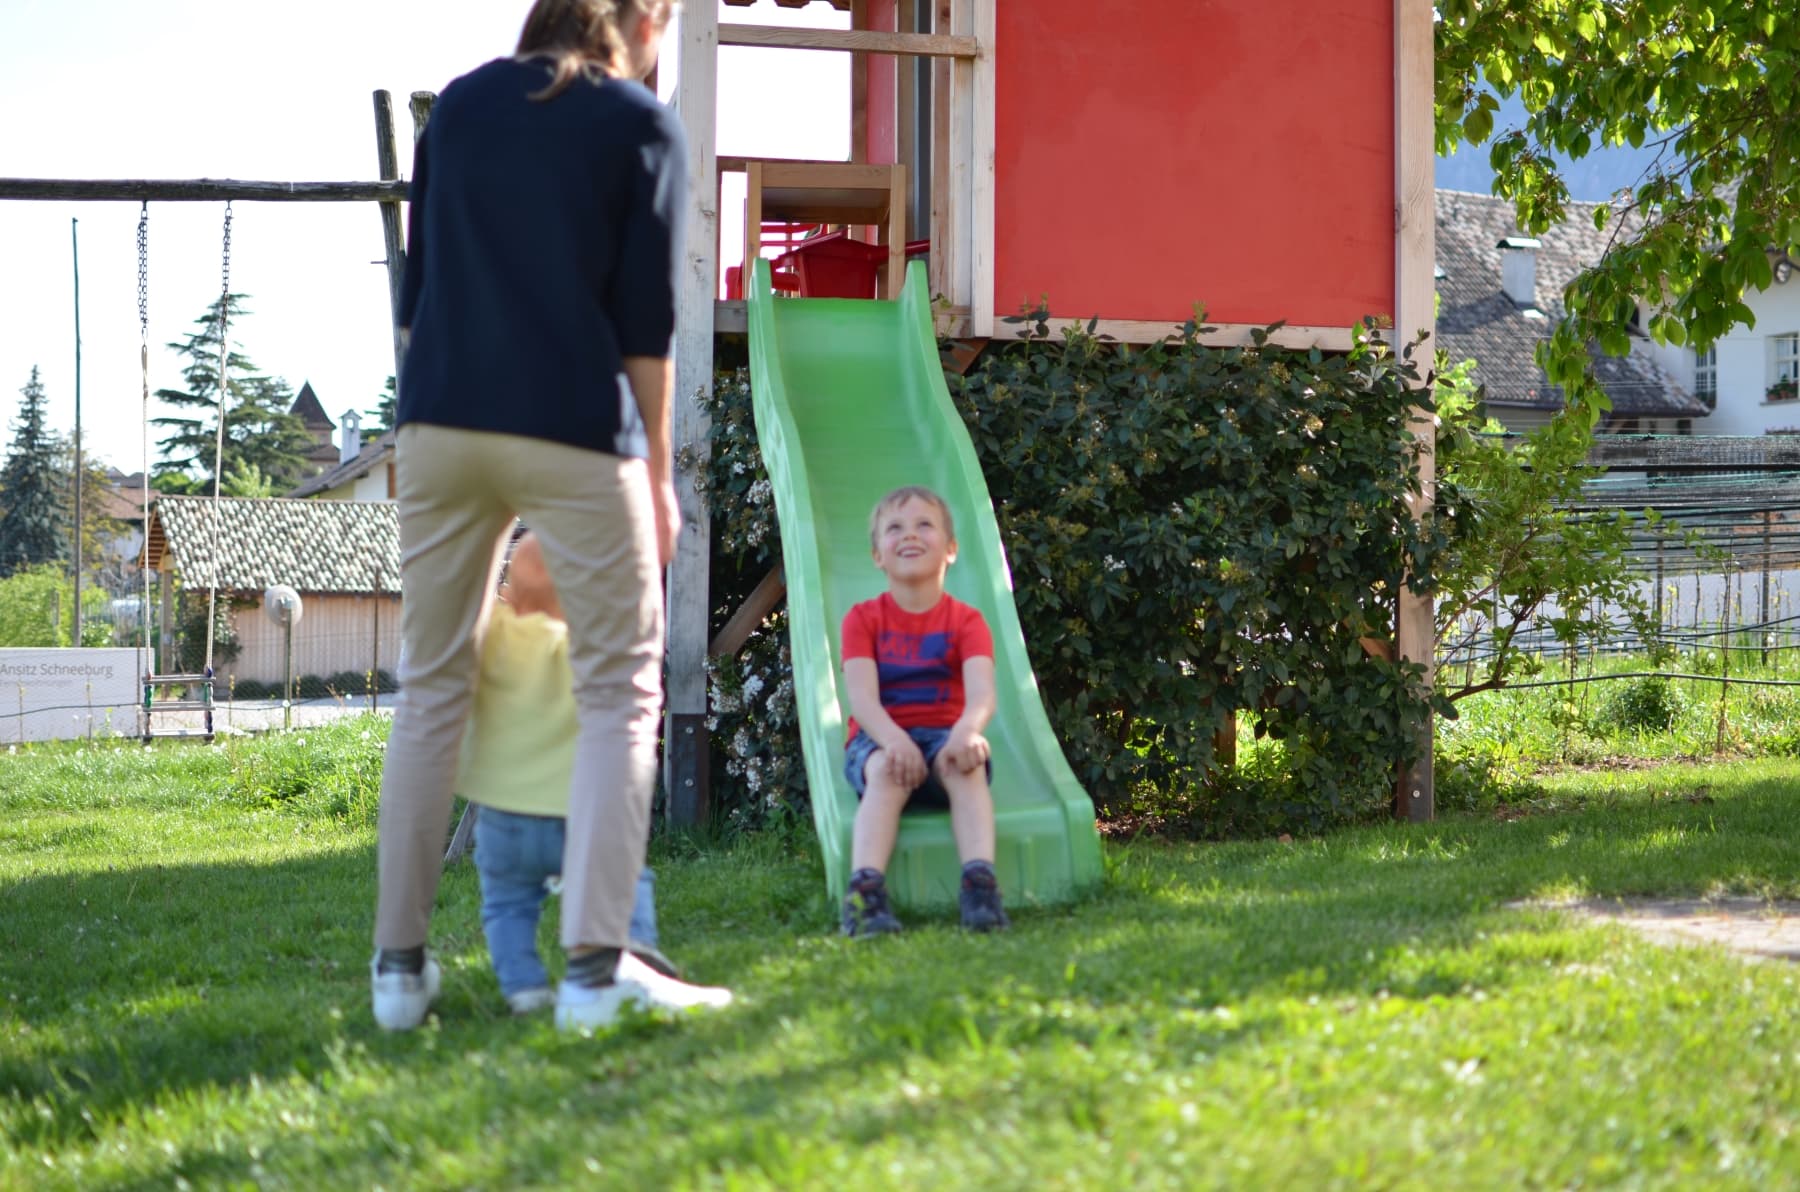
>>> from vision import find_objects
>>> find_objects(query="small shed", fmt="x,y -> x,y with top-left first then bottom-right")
143,496 -> 400,688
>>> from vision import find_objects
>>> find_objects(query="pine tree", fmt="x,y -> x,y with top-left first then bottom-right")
152,294 -> 315,490
0,367 -> 68,578
369,375 -> 398,438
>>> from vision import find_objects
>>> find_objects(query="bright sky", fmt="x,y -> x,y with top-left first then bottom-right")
0,0 -> 847,476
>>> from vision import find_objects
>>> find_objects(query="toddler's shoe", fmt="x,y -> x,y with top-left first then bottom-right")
959,865 -> 1010,933
371,950 -> 441,1031
554,951 -> 732,1033
506,986 -> 556,1015
841,871 -> 903,938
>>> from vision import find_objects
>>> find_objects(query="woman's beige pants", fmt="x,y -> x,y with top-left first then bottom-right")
374,424 -> 662,952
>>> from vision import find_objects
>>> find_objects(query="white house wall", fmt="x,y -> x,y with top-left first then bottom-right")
224,594 -> 401,688
1708,278 -> 1800,435
313,468 -> 392,503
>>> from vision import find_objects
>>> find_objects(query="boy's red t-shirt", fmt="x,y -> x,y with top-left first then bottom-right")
840,592 -> 994,742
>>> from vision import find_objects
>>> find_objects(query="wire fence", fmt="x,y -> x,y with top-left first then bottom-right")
1442,457 -> 1800,687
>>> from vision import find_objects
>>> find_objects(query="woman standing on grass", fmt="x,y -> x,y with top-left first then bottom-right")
371,0 -> 732,1033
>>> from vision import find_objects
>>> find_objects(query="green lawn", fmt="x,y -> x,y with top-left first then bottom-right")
4,720 -> 1799,1189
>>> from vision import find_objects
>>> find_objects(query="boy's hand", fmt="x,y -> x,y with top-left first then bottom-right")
882,736 -> 929,790
943,727 -> 990,774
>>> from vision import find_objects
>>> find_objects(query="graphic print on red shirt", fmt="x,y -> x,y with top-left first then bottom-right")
840,592 -> 994,742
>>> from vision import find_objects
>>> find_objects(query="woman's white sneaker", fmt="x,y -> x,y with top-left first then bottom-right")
554,950 -> 732,1032
371,952 -> 442,1031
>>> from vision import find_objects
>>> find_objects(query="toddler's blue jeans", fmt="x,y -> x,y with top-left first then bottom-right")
473,805 -> 658,997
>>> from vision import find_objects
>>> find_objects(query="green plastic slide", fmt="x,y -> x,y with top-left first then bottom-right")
745,258 -> 1103,912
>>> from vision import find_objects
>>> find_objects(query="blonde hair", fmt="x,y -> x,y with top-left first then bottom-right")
516,0 -> 674,101
868,485 -> 955,549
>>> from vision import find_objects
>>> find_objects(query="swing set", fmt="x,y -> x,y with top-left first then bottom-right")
0,92 -> 425,743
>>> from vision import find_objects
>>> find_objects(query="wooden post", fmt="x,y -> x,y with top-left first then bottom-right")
1392,0 -> 1436,821
159,567 -> 175,670
371,564 -> 381,714
1654,526 -> 1666,643
896,0 -> 920,230
850,0 -> 870,165
408,92 -> 435,144
667,0 -> 721,826
1762,512 -> 1773,667
372,91 -> 407,383
929,1 -> 953,303
970,0 -> 995,336
71,218 -> 84,647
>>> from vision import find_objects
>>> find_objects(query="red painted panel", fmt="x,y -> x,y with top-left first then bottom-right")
993,0 -> 1394,328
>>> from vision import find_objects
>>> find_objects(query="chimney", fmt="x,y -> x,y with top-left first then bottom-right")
1497,236 -> 1542,308
339,409 -> 363,463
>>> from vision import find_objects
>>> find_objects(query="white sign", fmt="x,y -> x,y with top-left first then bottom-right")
0,648 -> 150,743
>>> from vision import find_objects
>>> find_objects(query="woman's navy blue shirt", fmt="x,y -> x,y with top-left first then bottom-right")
397,58 -> 689,459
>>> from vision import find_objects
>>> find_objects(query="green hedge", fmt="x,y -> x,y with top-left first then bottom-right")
696,315 -> 1442,836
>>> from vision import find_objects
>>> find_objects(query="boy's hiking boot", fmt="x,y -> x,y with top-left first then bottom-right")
371,948 -> 441,1031
959,862 -> 1009,932
841,869 -> 903,938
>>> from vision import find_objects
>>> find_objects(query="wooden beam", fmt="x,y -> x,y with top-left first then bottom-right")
709,565 -> 788,658
718,24 -> 977,57
1009,318 -> 1360,351
668,0 -> 722,827
1392,0 -> 1437,822
0,178 -> 407,202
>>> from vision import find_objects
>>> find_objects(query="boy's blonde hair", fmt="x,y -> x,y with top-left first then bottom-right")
868,485 -> 955,549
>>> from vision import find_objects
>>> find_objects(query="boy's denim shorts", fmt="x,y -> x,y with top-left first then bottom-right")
844,726 -> 992,810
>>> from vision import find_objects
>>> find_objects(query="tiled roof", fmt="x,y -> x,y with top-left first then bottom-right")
1436,189 -> 1708,419
287,428 -> 396,498
144,495 -> 399,594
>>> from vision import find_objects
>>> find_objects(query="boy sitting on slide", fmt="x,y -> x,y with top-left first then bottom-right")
457,532 -> 727,1014
839,485 -> 1008,937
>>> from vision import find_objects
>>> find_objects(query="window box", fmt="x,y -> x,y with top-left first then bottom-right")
1768,378 -> 1799,402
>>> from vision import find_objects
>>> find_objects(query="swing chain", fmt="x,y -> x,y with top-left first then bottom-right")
136,202 -> 149,337
219,201 -> 233,298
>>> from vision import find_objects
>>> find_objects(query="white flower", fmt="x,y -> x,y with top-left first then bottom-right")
741,674 -> 765,702
747,479 -> 772,504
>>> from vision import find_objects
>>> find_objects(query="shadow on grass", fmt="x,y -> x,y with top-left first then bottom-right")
4,775 -> 1797,1183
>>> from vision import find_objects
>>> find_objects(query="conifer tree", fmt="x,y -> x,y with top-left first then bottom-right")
0,367 -> 68,578
152,294 -> 314,489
